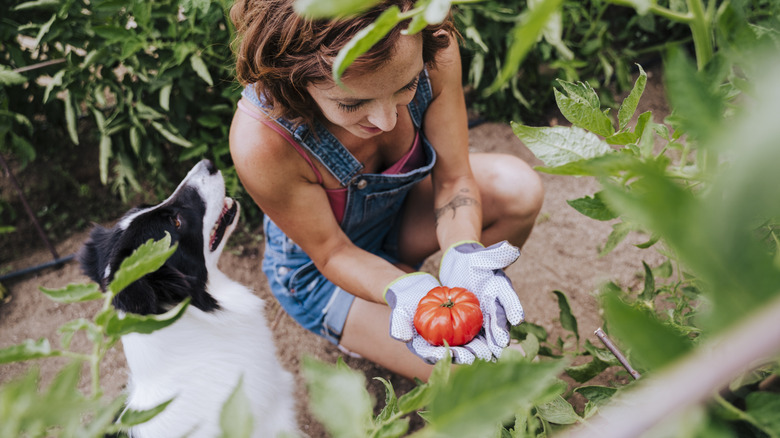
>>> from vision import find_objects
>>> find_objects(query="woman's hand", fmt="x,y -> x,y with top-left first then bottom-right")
439,241 -> 525,358
384,272 -> 493,364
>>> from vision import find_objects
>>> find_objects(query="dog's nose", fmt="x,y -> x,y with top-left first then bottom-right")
202,159 -> 218,175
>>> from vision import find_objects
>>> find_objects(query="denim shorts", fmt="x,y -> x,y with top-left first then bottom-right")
262,216 -> 405,345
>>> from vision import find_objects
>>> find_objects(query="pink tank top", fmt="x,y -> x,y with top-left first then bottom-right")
238,99 -> 425,223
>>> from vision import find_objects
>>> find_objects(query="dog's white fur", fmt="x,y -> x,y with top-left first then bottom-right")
99,161 -> 297,437
120,271 -> 297,437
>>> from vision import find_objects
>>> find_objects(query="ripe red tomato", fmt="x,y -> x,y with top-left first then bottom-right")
413,286 -> 483,346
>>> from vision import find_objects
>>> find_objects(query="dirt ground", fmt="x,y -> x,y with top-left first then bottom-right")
0,68 -> 668,436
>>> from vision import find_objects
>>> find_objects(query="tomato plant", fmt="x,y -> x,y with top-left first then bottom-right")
414,286 -> 483,346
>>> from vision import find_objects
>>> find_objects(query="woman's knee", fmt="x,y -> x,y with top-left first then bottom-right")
475,154 -> 544,222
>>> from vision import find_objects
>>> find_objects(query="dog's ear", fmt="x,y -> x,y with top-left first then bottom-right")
79,225 -> 119,289
112,264 -> 217,315
113,277 -> 160,315
148,264 -> 219,313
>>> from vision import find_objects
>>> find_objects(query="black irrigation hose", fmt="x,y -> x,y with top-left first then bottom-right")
0,254 -> 76,283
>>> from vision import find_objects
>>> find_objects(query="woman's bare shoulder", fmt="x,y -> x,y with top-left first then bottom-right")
229,104 -> 315,202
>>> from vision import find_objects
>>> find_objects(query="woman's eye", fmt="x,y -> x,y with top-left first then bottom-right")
337,102 -> 363,113
401,78 -> 419,93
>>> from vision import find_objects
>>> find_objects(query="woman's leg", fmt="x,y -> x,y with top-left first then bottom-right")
339,297 -> 435,381
397,153 -> 544,266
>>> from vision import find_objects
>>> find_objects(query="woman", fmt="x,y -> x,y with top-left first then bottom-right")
228,0 -> 543,380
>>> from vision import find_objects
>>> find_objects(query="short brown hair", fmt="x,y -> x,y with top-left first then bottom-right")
230,0 -> 456,127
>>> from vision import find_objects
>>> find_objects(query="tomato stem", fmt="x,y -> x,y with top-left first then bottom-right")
439,298 -> 455,308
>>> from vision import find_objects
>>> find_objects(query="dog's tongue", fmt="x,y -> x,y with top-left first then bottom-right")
210,199 -> 237,251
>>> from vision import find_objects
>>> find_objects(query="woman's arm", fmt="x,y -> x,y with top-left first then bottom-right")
229,108 -> 404,303
423,35 -> 483,249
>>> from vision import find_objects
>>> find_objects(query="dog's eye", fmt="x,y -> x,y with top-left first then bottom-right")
171,215 -> 181,228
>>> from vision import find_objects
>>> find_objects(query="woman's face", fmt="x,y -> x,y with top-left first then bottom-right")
306,34 -> 424,139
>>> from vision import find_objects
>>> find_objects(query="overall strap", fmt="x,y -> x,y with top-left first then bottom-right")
407,68 -> 433,129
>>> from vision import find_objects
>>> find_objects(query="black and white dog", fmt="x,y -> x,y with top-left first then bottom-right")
80,160 -> 297,437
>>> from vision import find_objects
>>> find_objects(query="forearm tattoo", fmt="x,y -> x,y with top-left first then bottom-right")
434,188 -> 480,224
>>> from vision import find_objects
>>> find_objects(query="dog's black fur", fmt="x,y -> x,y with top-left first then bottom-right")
80,171 -> 234,315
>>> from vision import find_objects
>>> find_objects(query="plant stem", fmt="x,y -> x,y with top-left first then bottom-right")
687,0 -> 714,69
607,0 -> 694,23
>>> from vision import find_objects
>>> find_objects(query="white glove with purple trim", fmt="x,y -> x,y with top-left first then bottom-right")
384,272 -> 493,364
439,240 -> 524,358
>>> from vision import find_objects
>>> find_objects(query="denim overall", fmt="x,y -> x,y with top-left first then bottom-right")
242,69 -> 437,344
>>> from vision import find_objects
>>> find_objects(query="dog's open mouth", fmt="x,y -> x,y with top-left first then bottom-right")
209,198 -> 238,252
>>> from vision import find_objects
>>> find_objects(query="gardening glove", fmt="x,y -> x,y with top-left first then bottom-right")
439,240 -> 524,358
384,272 -> 493,365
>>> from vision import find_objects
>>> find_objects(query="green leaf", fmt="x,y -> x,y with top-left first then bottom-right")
427,350 -> 452,389
82,395 -> 128,437
403,12 -> 429,36
566,192 -> 618,221
0,66 -> 27,86
32,14 -> 56,49
617,65 -> 647,131
151,121 -> 194,147
511,124 -> 612,168
485,0 -> 564,94
599,221 -> 633,256
583,339 -> 620,366
425,359 -> 567,437
564,357 -> 609,383
129,126 -> 141,155
633,111 -> 652,138
663,47 -> 724,141
62,90 -> 79,145
510,321 -> 548,344
605,131 -> 639,146
536,396 -> 581,425
553,290 -> 578,341
92,25 -> 133,43
557,80 -> 599,108
219,378 -> 254,438
621,0 -> 652,14
554,84 -> 614,137
638,261 -> 655,301
0,338 -> 60,364
13,0 -> 59,11
745,391 -> 780,436
422,0 -> 451,24
396,383 -> 430,415
98,133 -> 112,185
190,54 -> 214,87
58,318 -> 100,350
519,333 -> 539,361
371,418 -> 410,438
536,0 -> 573,61
197,114 -> 221,128
108,233 -> 177,296
332,6 -> 402,85
373,377 -> 398,423
159,83 -> 173,111
39,283 -> 102,303
302,356 -> 373,438
293,0 -> 381,18
104,298 -> 190,337
601,292 -> 692,371
574,386 -> 618,406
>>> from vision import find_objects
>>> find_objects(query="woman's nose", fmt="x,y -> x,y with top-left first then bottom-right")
367,103 -> 398,132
